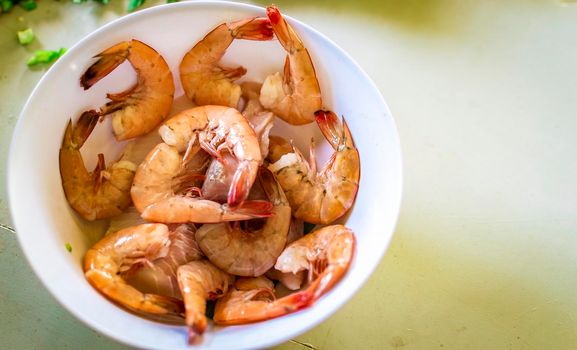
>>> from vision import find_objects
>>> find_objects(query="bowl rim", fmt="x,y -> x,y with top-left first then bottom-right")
7,1 -> 403,348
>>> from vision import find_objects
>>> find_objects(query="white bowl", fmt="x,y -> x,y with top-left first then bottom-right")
7,1 -> 402,349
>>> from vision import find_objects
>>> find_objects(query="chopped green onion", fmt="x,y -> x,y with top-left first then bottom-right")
303,222 -> 316,235
99,0 -> 110,4
17,28 -> 34,45
27,48 -> 67,66
166,0 -> 179,3
65,243 -> 72,253
72,0 -> 84,3
19,0 -> 37,11
127,0 -> 144,12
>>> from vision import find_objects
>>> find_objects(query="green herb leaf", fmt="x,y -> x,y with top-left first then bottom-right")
1,0 -> 14,13
17,28 -> 34,45
127,0 -> 144,12
27,48 -> 67,66
65,243 -> 72,253
19,0 -> 37,11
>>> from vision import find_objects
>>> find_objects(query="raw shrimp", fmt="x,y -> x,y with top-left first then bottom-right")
84,223 -> 184,318
80,39 -> 175,141
60,110 -> 136,221
259,5 -> 322,125
177,260 -> 233,343
179,17 -> 273,108
157,105 -> 263,207
195,167 -> 291,276
126,224 -> 203,299
213,225 -> 355,325
131,142 -> 272,223
268,110 -> 360,224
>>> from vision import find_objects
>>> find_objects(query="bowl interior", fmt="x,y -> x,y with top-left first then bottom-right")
8,2 -> 402,349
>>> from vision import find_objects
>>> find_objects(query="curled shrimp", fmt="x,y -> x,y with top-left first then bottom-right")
84,223 -> 184,320
126,224 -> 204,299
213,280 -> 310,326
80,39 -> 175,141
214,225 -> 355,325
201,82 -> 274,202
195,167 -> 291,277
177,260 -> 233,343
131,142 -> 272,223
157,105 -> 263,207
60,110 -> 136,221
179,17 -> 273,108
259,5 -> 322,125
269,110 -> 360,224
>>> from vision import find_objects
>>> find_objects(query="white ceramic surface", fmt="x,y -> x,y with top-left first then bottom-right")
7,2 -> 402,349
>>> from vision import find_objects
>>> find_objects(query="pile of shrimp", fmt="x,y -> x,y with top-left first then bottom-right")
59,5 -> 360,345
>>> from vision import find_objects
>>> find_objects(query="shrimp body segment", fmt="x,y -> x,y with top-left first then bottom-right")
60,110 -> 136,221
131,142 -> 272,223
195,167 -> 291,277
84,223 -> 184,318
269,111 -> 360,224
259,6 -> 322,125
177,260 -> 234,342
80,39 -> 175,141
180,18 -> 273,108
158,105 -> 263,207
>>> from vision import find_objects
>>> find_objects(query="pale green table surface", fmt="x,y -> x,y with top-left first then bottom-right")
2,0 -> 577,349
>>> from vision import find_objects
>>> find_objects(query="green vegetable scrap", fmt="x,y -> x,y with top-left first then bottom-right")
19,0 -> 36,11
166,0 -> 179,3
27,48 -> 67,66
65,243 -> 72,253
1,0 -> 14,13
17,28 -> 34,45
127,0 -> 144,12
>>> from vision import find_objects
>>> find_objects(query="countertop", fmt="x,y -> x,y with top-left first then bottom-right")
1,0 -> 577,349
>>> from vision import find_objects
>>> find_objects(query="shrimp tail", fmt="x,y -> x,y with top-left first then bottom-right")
230,17 -> 274,41
64,110 -> 100,149
188,324 -> 205,345
80,41 -> 130,89
314,110 -> 344,151
266,6 -> 301,52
